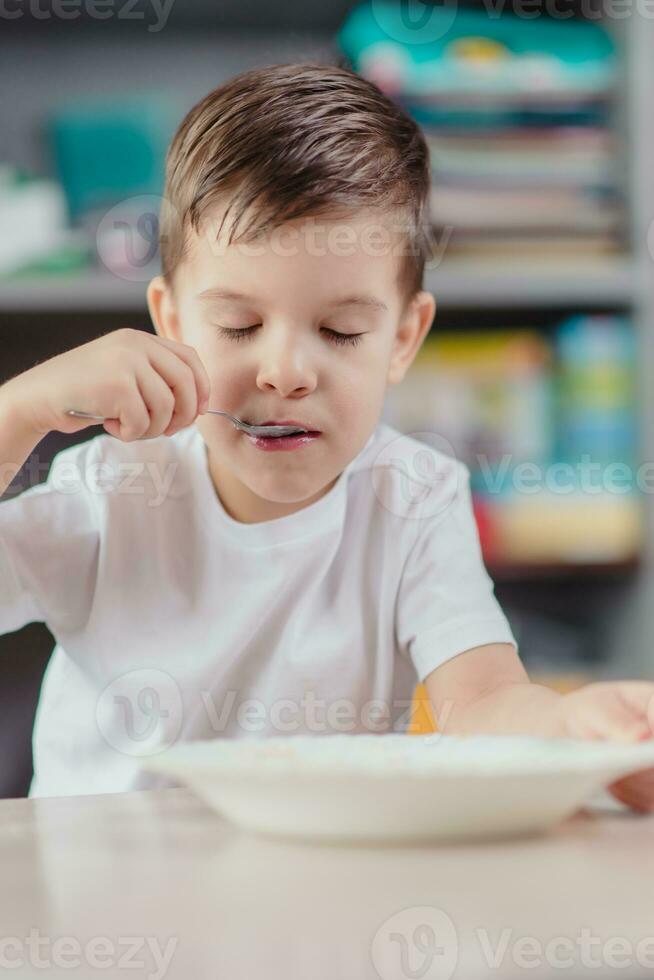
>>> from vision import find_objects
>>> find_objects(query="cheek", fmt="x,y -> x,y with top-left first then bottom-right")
186,335 -> 242,400
207,369 -> 247,413
339,348 -> 389,391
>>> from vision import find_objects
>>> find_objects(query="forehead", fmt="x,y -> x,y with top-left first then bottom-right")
181,203 -> 407,305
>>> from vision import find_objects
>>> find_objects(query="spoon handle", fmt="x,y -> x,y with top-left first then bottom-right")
67,408 -> 229,422
65,408 -> 305,437
66,410 -> 108,421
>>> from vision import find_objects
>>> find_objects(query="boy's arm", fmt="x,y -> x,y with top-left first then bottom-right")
425,642 -> 654,742
0,380 -> 43,500
424,642 -> 654,812
423,642 -> 566,738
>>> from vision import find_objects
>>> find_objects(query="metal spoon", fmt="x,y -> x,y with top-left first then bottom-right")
65,409 -> 308,438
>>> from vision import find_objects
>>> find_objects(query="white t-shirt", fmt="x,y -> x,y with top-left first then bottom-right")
0,421 -> 516,797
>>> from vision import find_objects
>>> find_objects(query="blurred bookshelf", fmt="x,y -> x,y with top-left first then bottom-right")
1,1 -> 654,693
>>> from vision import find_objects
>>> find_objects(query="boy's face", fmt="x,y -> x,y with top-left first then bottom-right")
148,205 -> 435,523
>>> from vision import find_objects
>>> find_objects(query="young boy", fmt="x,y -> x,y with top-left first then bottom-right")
1,63 -> 653,811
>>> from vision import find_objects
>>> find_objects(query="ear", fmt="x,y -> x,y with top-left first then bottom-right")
387,291 -> 436,386
146,275 -> 183,342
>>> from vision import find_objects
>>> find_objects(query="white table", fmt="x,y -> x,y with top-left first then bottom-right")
0,788 -> 653,979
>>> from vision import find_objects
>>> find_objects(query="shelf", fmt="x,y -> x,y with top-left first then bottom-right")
487,556 -> 640,584
426,257 -> 639,309
0,271 -> 149,314
0,257 -> 640,314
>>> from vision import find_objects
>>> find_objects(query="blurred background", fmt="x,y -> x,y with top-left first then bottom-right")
1,0 -> 654,794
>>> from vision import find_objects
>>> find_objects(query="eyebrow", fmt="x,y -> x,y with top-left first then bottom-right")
196,287 -> 388,312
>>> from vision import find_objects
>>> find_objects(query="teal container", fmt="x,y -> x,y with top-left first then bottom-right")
337,2 -> 616,127
46,94 -> 182,222
338,2 -> 616,92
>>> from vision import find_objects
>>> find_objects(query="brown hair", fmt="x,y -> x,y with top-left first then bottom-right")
159,61 -> 433,309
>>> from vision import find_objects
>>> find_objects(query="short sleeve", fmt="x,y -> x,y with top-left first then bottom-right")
395,462 -> 517,683
0,437 -> 101,636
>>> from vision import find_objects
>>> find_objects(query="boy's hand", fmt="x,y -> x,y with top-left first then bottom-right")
556,681 -> 654,812
6,328 -> 211,442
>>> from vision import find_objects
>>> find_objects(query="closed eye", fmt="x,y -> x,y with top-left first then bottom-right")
214,325 -> 366,348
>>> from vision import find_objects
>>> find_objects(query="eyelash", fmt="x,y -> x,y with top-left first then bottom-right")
214,325 -> 365,348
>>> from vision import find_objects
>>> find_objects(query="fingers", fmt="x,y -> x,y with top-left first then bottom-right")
572,682 -> 654,743
144,345 -> 202,436
100,332 -> 211,442
609,768 -> 654,812
602,683 -> 654,742
615,682 -> 654,732
594,708 -> 650,744
102,379 -> 150,442
134,368 -> 176,439
151,335 -> 211,414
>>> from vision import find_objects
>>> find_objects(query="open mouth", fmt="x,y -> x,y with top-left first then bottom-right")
249,419 -> 320,437
261,430 -> 317,439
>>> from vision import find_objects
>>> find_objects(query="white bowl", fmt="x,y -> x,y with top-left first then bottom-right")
143,733 -> 654,844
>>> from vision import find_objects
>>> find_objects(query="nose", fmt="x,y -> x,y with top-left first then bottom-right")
255,327 -> 318,398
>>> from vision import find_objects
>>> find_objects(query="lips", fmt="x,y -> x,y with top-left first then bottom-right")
257,419 -> 320,433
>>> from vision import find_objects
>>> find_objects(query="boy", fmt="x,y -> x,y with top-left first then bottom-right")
1,63 -> 653,810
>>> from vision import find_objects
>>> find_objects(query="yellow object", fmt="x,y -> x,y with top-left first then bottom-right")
447,37 -> 510,62
409,684 -> 437,734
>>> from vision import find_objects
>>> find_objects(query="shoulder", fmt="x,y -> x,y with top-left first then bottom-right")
348,422 -> 470,525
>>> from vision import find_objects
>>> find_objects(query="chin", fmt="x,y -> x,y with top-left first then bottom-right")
249,472 -> 332,505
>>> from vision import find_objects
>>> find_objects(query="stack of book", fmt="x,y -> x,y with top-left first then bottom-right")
338,3 -> 625,262
425,127 -> 622,261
